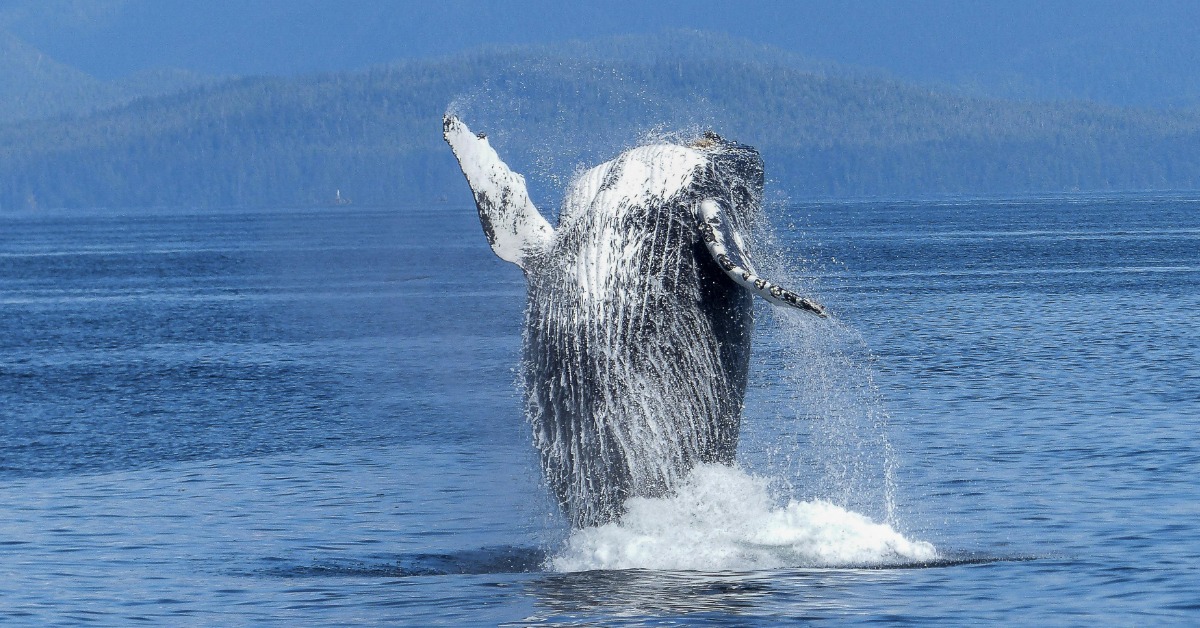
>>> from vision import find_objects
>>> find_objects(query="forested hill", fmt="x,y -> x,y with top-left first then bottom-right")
3,33 -> 1200,211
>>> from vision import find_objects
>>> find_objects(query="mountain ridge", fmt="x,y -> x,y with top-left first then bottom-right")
2,33 -> 1199,211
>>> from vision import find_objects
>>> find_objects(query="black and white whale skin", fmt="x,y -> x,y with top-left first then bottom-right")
444,115 -> 825,528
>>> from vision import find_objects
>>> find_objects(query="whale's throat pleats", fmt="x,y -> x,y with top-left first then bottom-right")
524,164 -> 753,527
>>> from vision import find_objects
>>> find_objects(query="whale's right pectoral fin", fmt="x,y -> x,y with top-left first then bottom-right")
443,115 -> 554,270
696,199 -> 828,318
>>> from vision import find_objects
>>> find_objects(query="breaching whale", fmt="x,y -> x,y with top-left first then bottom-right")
444,115 -> 826,528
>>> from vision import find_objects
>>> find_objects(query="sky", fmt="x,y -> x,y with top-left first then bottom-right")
2,0 -> 1200,107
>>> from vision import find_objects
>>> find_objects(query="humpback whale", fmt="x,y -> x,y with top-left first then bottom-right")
444,115 -> 826,528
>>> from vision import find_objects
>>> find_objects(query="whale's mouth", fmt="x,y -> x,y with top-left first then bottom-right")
549,464 -> 937,572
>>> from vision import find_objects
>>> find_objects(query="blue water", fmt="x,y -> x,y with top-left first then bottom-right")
2,196 -> 1198,624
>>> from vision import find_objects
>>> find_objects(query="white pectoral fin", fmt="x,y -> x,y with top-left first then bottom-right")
443,114 -> 554,270
696,199 -> 828,318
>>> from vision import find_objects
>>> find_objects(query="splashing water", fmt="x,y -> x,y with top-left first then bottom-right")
550,464 -> 936,572
750,311 -> 900,522
736,202 -> 902,524
544,306 -> 935,572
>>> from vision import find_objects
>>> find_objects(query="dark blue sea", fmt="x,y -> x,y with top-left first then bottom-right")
2,195 -> 1198,625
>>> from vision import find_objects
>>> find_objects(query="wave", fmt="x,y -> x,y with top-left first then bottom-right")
550,464 -> 936,572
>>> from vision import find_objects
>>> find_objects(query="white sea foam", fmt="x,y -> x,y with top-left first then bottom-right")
549,464 -> 936,572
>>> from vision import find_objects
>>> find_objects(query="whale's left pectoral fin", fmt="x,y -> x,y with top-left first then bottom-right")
443,114 -> 554,270
695,199 -> 828,318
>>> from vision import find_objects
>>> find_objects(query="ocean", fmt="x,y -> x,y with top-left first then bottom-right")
2,195 -> 1198,624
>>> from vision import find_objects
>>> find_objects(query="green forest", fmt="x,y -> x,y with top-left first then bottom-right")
3,33 -> 1200,211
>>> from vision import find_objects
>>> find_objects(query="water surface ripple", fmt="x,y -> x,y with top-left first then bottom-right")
2,197 -> 1198,624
